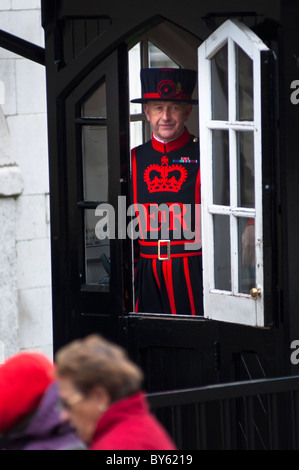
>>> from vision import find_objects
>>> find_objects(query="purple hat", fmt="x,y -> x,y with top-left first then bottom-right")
131,68 -> 198,104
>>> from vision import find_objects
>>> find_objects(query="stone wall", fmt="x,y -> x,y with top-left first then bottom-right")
0,1 -> 52,359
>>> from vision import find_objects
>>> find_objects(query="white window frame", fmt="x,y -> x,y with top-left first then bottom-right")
198,19 -> 269,327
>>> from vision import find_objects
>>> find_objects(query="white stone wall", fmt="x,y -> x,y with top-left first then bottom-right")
0,1 -> 53,359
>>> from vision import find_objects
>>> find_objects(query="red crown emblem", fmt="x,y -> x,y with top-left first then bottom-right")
144,156 -> 187,193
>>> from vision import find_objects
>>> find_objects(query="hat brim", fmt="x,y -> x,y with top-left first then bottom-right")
131,97 -> 198,105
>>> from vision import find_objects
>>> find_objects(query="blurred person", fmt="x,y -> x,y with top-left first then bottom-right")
0,351 -> 85,450
55,334 -> 177,450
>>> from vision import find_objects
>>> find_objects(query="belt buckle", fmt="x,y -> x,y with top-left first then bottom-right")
158,240 -> 171,260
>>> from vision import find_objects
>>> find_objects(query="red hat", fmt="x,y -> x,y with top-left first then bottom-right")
0,351 -> 55,433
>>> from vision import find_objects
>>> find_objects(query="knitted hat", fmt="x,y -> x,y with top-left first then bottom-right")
0,351 -> 55,433
131,68 -> 198,104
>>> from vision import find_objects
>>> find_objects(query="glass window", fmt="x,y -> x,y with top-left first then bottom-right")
81,83 -> 107,118
236,45 -> 253,121
82,126 -> 108,201
129,44 -> 142,116
214,215 -> 231,291
84,210 -> 110,288
238,217 -> 255,294
237,131 -> 254,208
211,44 -> 228,121
148,42 -> 178,68
80,82 -> 110,290
212,130 -> 230,206
130,121 -> 144,148
198,19 -> 269,326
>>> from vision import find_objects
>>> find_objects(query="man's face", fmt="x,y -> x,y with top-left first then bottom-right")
143,101 -> 192,142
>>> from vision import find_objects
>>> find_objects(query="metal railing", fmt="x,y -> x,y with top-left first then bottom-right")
148,375 -> 299,450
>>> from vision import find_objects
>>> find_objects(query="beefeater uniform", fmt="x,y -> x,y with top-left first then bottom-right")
131,68 -> 203,316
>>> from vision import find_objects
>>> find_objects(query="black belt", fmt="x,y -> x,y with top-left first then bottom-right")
138,239 -> 202,260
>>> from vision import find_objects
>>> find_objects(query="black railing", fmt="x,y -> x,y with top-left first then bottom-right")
148,376 -> 299,450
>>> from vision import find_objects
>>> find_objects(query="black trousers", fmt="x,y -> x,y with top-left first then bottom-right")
134,255 -> 203,316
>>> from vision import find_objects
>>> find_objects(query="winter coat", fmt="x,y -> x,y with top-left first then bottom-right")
0,382 -> 85,450
89,391 -> 176,450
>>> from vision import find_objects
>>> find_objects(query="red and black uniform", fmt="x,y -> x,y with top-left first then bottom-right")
131,128 -> 203,315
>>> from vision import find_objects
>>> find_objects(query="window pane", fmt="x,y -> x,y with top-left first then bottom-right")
212,130 -> 230,205
81,82 -> 107,118
211,43 -> 228,120
130,121 -> 143,149
82,126 -> 108,201
82,124 -> 109,289
85,210 -> 110,289
237,131 -> 254,208
129,43 -> 142,115
214,215 -> 231,291
236,45 -> 253,121
238,217 -> 255,294
148,42 -> 178,68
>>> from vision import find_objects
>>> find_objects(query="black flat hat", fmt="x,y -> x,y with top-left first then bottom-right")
131,68 -> 198,104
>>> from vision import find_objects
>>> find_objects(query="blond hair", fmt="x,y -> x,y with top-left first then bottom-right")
55,335 -> 144,402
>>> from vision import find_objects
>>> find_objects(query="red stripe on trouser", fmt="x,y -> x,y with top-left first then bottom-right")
162,260 -> 176,315
183,257 -> 196,316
